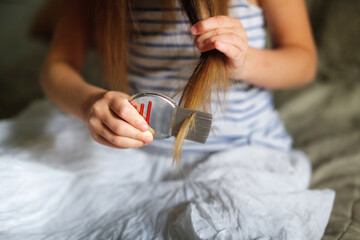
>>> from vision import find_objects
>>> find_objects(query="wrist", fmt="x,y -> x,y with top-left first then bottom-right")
227,47 -> 254,82
237,47 -> 254,81
81,87 -> 107,123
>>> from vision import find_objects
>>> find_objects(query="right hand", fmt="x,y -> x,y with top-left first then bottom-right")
87,91 -> 153,148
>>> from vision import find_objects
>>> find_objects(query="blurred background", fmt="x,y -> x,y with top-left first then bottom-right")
0,0 -> 359,239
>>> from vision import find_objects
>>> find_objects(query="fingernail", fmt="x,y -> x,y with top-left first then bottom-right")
143,136 -> 152,144
148,127 -> 155,136
191,26 -> 197,34
140,123 -> 148,132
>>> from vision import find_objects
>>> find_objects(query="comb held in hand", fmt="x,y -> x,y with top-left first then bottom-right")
130,92 -> 212,143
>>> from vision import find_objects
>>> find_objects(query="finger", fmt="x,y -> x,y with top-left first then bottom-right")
109,97 -> 149,132
198,33 -> 246,53
214,40 -> 245,60
129,98 -> 140,108
90,118 -> 148,148
91,133 -> 127,149
195,28 -> 245,50
191,16 -> 242,35
102,110 -> 153,143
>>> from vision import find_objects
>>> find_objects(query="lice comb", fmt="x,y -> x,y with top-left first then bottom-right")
130,92 -> 212,143
171,106 -> 211,143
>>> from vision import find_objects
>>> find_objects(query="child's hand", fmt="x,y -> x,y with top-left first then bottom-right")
87,91 -> 153,148
191,16 -> 248,79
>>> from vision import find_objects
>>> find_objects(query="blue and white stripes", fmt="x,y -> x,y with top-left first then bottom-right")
128,0 -> 292,153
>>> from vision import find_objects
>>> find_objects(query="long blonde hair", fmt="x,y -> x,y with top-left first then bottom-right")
94,0 -> 229,164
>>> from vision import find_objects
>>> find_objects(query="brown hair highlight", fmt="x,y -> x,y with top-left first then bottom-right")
95,0 -> 131,92
173,0 -> 229,164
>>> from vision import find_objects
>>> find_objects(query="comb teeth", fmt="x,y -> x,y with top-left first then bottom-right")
171,107 -> 212,144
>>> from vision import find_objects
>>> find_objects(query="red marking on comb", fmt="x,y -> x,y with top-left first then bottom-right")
140,103 -> 144,116
146,101 -> 152,124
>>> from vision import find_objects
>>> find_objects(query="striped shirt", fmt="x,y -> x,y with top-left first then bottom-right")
128,0 -> 292,153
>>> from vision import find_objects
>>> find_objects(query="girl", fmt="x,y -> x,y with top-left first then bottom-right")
41,0 -> 316,153
0,0 -> 334,239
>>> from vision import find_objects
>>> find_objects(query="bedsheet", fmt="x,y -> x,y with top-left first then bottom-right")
0,100 -> 335,239
275,82 -> 360,239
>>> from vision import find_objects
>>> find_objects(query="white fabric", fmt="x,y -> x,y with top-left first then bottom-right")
0,100 -> 335,239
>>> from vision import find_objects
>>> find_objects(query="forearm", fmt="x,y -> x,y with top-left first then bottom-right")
40,61 -> 106,122
240,46 -> 317,89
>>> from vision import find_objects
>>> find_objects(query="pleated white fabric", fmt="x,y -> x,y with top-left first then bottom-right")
0,100 -> 335,239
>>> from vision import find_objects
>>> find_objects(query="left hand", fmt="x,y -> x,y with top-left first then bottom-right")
191,16 -> 248,79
